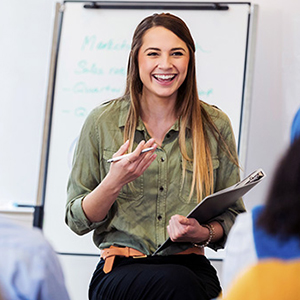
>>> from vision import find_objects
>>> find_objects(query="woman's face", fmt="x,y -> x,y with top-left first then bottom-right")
138,26 -> 190,101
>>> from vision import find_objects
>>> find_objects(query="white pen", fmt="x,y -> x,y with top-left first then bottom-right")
107,147 -> 155,163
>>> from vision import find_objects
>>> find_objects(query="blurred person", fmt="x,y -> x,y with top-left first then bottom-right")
0,215 -> 70,300
222,259 -> 300,300
222,136 -> 300,294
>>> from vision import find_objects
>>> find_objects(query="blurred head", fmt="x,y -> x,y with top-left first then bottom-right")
257,136 -> 300,239
125,13 -> 197,112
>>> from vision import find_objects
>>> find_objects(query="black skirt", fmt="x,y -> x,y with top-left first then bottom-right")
89,254 -> 221,300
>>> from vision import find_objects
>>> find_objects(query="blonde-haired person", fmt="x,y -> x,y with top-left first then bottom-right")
66,13 -> 245,300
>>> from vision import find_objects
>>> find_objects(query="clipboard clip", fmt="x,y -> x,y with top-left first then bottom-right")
235,169 -> 266,187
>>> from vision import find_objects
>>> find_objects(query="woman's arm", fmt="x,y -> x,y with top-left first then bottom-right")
82,139 -> 157,222
66,107 -> 156,234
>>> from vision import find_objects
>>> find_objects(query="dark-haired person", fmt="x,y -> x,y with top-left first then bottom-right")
66,13 -> 245,300
222,136 -> 300,295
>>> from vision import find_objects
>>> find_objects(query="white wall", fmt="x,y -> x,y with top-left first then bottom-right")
0,1 -> 55,208
1,0 -> 300,299
241,0 -> 300,209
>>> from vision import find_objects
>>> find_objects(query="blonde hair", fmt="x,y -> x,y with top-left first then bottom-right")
123,13 -> 237,202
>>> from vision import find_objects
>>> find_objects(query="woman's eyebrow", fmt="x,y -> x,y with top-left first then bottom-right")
144,47 -> 160,52
171,47 -> 187,52
144,47 -> 187,53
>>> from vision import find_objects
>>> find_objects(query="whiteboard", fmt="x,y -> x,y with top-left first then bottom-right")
40,1 -> 257,256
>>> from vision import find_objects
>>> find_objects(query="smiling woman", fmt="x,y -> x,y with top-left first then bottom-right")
66,12 -> 245,300
138,26 -> 189,103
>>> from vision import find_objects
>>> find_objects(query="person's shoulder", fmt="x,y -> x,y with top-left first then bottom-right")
91,96 -> 130,116
80,96 -> 129,130
200,100 -> 232,127
231,211 -> 252,234
0,215 -> 53,253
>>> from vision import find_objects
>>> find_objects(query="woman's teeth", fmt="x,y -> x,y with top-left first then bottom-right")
154,74 -> 176,81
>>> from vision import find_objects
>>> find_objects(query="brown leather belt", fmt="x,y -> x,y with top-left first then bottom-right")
100,245 -> 204,273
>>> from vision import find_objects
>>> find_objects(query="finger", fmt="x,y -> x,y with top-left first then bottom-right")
124,141 -> 148,166
113,140 -> 130,157
178,216 -> 191,225
138,153 -> 157,173
143,138 -> 156,149
127,140 -> 145,161
134,142 -> 157,169
168,221 -> 186,241
123,139 -> 156,166
143,138 -> 157,154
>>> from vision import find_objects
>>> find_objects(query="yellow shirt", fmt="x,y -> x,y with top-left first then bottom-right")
223,259 -> 300,300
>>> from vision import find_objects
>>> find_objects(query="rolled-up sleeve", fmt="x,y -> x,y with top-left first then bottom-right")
65,109 -> 106,235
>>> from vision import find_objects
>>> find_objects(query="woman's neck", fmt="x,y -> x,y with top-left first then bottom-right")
140,94 -> 178,146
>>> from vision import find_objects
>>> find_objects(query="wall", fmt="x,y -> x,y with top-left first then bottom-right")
0,1 -> 54,208
241,0 -> 300,209
1,0 -> 300,299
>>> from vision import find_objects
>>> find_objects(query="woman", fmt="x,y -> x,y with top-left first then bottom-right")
66,13 -> 245,300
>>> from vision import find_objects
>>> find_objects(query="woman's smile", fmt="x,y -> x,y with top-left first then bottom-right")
152,73 -> 177,84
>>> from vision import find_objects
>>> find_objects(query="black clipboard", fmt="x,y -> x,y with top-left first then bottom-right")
153,168 -> 266,255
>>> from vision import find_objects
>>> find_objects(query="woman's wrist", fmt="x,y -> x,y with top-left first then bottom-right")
192,223 -> 215,248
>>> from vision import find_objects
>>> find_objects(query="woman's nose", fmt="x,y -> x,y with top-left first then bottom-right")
158,54 -> 172,69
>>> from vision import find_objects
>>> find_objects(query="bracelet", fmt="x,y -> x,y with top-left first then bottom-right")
192,223 -> 215,249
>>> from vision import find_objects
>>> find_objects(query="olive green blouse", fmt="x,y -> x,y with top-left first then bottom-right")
66,96 -> 245,255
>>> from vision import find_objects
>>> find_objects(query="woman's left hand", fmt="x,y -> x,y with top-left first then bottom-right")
167,214 -> 210,244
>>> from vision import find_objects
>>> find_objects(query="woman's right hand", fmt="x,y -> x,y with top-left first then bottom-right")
107,138 -> 157,189
82,139 -> 157,222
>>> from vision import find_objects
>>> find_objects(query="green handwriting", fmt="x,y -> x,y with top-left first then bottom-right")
73,82 -> 122,94
198,88 -> 213,97
81,36 -> 131,51
75,60 -> 104,75
195,43 -> 211,53
75,60 -> 126,76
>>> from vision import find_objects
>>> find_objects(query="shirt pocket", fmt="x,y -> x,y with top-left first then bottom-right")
179,157 -> 220,204
103,148 -> 144,202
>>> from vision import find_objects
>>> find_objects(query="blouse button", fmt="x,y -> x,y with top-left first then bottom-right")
159,186 -> 164,192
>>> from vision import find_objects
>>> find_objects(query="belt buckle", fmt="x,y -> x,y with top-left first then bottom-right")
133,254 -> 147,259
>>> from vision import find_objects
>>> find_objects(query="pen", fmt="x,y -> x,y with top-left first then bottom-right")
107,147 -> 155,163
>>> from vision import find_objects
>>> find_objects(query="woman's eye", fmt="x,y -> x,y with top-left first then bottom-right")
147,52 -> 159,56
171,52 -> 184,56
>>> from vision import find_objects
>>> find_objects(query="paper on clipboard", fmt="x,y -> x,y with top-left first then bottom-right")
153,168 -> 266,255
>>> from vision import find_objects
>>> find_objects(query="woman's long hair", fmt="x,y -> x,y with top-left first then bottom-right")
124,13 -> 237,201
256,137 -> 300,239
